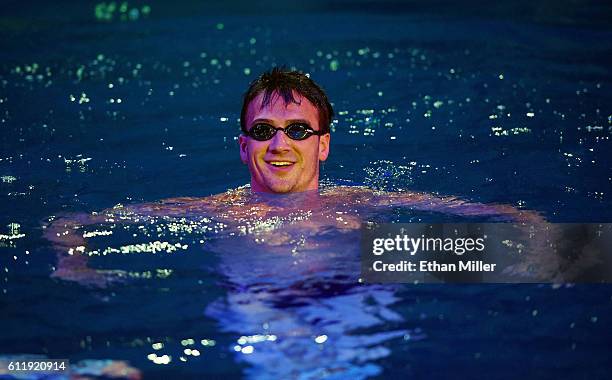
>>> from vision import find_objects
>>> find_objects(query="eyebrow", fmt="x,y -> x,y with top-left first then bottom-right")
251,118 -> 312,127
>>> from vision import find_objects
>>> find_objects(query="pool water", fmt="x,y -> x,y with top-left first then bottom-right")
2,1 -> 612,379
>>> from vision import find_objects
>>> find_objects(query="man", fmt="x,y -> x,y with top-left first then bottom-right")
238,67 -> 331,193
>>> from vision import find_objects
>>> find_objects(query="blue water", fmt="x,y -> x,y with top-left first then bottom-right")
1,1 -> 612,379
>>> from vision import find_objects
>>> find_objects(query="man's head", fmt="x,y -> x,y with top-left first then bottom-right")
239,68 -> 333,193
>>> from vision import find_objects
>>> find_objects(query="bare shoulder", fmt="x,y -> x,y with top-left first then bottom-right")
119,186 -> 251,217
158,187 -> 249,205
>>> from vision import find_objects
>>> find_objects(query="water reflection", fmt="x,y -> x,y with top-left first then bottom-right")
205,201 -> 407,378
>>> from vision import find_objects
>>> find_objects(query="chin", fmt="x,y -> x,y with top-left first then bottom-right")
265,181 -> 296,193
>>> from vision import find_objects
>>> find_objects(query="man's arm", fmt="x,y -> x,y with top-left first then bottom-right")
322,185 -> 545,223
323,186 -> 570,281
43,211 -> 109,287
42,195 -> 227,287
371,190 -> 546,223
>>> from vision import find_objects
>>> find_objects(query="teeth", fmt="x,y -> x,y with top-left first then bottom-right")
270,161 -> 292,166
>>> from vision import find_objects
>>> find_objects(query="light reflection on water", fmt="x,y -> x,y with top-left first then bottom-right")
205,229 -> 409,379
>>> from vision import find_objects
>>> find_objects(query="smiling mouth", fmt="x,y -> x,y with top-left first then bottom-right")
267,161 -> 294,167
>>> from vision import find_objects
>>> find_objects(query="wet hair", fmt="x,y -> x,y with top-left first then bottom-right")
240,67 -> 334,135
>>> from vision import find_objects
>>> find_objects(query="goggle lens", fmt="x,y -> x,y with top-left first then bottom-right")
251,124 -> 276,141
285,124 -> 310,140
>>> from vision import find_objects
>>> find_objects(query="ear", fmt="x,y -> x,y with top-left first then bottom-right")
238,134 -> 249,164
318,133 -> 330,161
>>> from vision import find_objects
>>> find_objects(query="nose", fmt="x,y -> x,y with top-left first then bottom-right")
268,129 -> 291,153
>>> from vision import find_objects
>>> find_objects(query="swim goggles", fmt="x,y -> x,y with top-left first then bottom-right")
245,123 -> 326,141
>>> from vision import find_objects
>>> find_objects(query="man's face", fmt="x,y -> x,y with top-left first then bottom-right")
239,91 -> 330,193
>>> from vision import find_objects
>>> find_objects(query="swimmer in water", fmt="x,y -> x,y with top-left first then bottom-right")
44,67 -> 546,280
